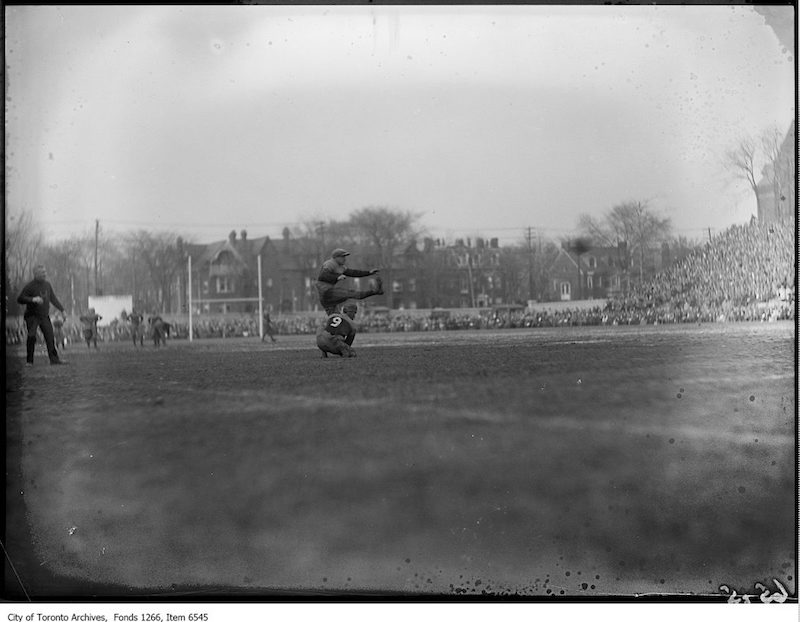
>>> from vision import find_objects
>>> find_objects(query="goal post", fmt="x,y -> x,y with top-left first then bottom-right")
187,254 -> 266,342
258,254 -> 264,340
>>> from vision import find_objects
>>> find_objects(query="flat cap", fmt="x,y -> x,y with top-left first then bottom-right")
332,248 -> 351,258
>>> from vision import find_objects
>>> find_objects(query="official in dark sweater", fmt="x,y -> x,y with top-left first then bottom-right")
16,265 -> 67,365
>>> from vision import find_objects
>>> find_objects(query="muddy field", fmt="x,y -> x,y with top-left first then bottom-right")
4,322 -> 796,601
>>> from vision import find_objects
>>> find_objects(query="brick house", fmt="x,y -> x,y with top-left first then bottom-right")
544,242 -> 678,301
185,228 -> 317,314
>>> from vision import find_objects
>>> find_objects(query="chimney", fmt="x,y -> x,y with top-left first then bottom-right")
229,230 -> 237,243
241,230 -> 247,241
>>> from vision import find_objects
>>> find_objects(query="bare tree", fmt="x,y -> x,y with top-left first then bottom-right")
128,230 -> 185,313
724,135 -> 762,216
497,247 -> 524,305
40,237 -> 90,314
349,206 -> 424,308
294,219 -> 357,272
5,210 -> 43,310
578,200 -> 672,288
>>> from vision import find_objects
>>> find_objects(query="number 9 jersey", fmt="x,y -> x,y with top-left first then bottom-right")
324,312 -> 355,338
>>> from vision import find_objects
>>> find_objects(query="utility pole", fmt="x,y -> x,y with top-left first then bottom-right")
526,226 -> 534,303
94,219 -> 100,295
538,230 -> 543,302
132,247 -> 137,306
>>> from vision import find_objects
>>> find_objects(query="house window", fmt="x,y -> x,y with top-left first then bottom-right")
393,280 -> 402,293
560,282 -> 571,297
217,276 -> 233,293
266,278 -> 273,288
588,256 -> 597,269
611,275 -> 620,288
587,275 -> 593,290
408,278 -> 417,292
598,276 -> 603,288
202,280 -> 209,294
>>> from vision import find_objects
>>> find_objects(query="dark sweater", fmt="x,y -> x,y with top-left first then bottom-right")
317,258 -> 372,285
17,279 -> 65,318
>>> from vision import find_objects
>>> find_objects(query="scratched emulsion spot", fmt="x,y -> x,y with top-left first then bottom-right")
738,486 -> 746,494
749,395 -> 755,401
669,438 -> 675,444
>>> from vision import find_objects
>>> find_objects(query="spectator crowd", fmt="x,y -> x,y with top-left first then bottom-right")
7,218 -> 794,346
606,219 -> 794,324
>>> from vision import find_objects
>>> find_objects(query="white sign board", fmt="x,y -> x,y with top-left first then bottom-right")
87,295 -> 133,326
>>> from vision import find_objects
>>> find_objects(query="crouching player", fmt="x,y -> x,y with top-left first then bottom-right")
316,302 -> 359,358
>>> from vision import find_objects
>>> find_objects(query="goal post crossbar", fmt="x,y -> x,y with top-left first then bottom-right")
189,298 -> 265,304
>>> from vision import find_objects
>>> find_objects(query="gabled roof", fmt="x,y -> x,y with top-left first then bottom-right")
549,247 -> 580,271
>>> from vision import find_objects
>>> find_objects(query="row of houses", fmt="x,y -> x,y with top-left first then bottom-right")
182,228 -> 689,314
183,119 -> 795,315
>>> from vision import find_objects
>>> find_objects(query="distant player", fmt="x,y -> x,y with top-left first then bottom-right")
149,314 -> 168,347
316,302 -> 359,358
52,314 -> 67,350
261,310 -> 277,343
315,248 -> 383,315
129,309 -> 145,347
79,308 -> 102,349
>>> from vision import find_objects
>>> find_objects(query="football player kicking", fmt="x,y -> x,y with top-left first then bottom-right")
316,302 -> 359,358
315,248 -> 383,316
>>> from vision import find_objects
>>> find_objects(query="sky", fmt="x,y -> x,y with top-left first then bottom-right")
5,4 -> 795,246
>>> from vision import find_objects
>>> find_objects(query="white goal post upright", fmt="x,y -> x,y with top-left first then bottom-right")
188,255 -> 193,342
257,255 -> 264,340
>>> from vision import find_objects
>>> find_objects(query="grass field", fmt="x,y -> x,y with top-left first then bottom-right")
4,322 -> 796,600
